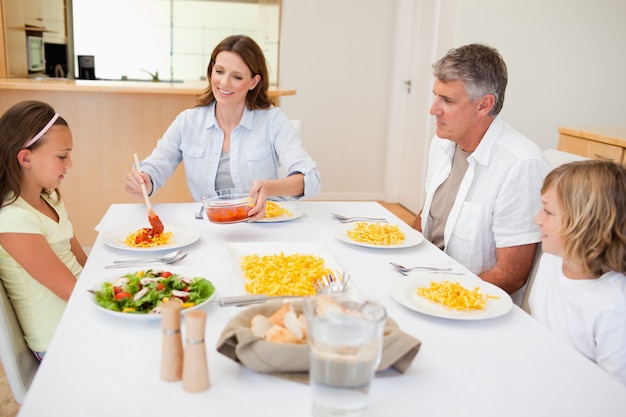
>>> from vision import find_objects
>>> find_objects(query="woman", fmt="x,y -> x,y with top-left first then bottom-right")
125,35 -> 321,220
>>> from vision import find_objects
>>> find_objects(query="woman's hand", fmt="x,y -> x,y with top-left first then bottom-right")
247,180 -> 267,221
125,169 -> 153,199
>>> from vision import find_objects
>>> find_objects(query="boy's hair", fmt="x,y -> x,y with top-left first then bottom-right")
542,160 -> 626,277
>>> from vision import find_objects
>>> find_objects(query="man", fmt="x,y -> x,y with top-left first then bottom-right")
413,44 -> 550,305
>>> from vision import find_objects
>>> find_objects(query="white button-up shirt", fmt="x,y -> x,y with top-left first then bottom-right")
140,103 -> 321,201
421,116 -> 551,275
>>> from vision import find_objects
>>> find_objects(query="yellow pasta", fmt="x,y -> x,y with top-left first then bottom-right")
263,201 -> 293,219
417,280 -> 498,311
124,228 -> 173,248
347,222 -> 405,245
241,252 -> 331,296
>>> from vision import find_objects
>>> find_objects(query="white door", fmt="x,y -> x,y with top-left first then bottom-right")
383,0 -> 458,215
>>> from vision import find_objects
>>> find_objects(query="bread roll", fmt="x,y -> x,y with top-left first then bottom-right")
265,324 -> 301,344
251,314 -> 272,338
268,302 -> 293,326
283,311 -> 303,341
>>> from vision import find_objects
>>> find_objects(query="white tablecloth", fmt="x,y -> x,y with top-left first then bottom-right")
18,202 -> 626,416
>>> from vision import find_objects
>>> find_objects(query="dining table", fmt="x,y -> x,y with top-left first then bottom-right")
17,201 -> 626,416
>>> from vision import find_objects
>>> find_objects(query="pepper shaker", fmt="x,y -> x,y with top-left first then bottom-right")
160,300 -> 183,381
182,310 -> 210,392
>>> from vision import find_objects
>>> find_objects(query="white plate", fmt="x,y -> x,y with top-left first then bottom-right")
101,223 -> 200,252
88,268 -> 216,321
335,222 -> 424,249
226,242 -> 343,296
256,203 -> 304,223
391,273 -> 513,320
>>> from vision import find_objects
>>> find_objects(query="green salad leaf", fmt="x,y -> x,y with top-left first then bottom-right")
92,270 -> 215,314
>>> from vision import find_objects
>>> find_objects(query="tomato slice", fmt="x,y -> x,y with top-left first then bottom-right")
114,292 -> 131,300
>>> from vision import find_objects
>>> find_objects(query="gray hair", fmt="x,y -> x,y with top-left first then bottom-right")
432,44 -> 508,116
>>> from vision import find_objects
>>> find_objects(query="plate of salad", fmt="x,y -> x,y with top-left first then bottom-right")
89,269 -> 216,319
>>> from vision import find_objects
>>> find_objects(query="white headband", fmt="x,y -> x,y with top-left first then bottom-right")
23,113 -> 59,149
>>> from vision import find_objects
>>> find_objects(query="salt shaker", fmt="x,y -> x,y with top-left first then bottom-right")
182,310 -> 210,392
160,301 -> 183,381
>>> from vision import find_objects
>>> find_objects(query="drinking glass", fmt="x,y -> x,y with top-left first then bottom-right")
304,294 -> 387,417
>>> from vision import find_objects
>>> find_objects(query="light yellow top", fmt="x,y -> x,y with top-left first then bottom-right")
0,192 -> 82,352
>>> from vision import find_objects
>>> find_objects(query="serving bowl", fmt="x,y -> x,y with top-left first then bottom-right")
202,188 -> 253,223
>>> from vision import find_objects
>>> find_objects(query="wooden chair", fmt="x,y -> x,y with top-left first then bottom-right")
0,280 -> 39,404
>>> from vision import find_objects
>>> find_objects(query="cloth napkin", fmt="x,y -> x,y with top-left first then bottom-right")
216,300 -> 422,383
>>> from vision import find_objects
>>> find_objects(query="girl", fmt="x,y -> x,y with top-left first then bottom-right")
0,100 -> 87,360
530,160 -> 626,385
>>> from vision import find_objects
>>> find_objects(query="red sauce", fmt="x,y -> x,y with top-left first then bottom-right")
135,228 -> 157,244
207,205 -> 252,223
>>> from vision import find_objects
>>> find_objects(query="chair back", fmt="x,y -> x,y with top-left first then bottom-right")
543,149 -> 589,168
521,243 -> 543,314
291,119 -> 302,141
0,280 -> 39,404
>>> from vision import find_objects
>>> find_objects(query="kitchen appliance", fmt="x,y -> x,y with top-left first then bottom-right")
77,55 -> 96,80
45,43 -> 68,78
26,36 -> 45,73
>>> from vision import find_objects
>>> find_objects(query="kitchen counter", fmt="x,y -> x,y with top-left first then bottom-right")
0,78 -> 297,246
0,77 -> 296,101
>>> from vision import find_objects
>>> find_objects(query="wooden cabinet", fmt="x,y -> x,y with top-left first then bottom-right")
22,0 -> 43,28
0,0 -> 66,77
41,0 -> 66,44
558,126 -> 626,164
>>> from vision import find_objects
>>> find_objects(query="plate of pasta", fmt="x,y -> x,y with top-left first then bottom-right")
335,221 -> 424,248
225,242 -> 343,297
101,223 -> 200,252
257,202 -> 304,223
391,273 -> 512,320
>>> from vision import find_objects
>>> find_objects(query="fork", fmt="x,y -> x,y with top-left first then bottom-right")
395,269 -> 465,276
105,252 -> 188,269
313,271 -> 351,294
389,262 -> 454,273
194,205 -> 204,219
331,213 -> 387,223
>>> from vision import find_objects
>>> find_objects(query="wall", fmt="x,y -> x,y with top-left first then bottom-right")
279,0 -> 626,202
454,0 -> 626,150
279,0 -> 396,201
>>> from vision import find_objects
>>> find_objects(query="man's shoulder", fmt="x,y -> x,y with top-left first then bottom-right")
491,120 -> 545,159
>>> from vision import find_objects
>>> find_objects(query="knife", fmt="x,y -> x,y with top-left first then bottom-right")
215,294 -> 298,307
